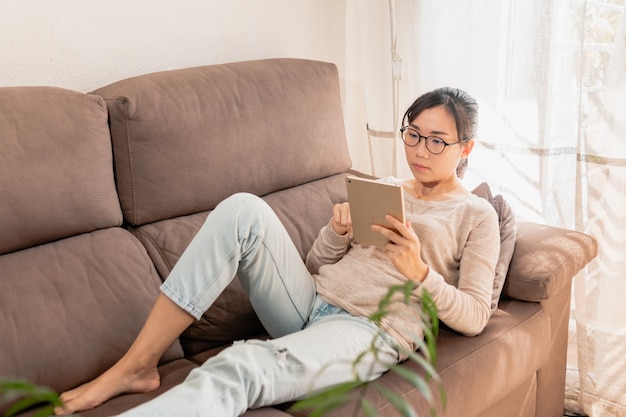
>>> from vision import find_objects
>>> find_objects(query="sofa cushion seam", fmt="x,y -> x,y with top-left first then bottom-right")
132,228 -> 175,277
121,97 -> 138,226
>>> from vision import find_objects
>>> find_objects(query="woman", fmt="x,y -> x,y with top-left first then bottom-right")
56,87 -> 500,416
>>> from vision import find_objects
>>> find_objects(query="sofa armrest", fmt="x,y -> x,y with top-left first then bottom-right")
503,222 -> 598,302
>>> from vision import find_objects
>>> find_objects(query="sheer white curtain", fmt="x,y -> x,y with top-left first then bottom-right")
346,0 -> 626,415
573,3 -> 626,415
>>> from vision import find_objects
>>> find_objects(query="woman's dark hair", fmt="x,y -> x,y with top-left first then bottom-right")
402,87 -> 478,178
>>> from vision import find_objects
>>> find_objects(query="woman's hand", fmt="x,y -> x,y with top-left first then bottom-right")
331,202 -> 352,237
371,215 -> 429,283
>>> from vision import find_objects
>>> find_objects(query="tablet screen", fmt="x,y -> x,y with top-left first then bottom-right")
346,177 -> 405,247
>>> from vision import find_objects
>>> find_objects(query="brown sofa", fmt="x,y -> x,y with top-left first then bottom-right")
0,58 -> 598,417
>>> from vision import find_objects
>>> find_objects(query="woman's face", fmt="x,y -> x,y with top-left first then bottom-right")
404,105 -> 472,186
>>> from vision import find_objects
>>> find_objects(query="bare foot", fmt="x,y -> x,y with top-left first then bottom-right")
55,363 -> 160,415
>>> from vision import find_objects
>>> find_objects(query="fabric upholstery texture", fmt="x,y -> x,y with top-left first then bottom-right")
421,300 -> 549,417
0,228 -> 183,394
132,173 -> 349,354
0,86 -> 122,255
289,299 -> 550,417
504,221 -> 598,301
477,374 -> 537,417
92,58 -> 352,226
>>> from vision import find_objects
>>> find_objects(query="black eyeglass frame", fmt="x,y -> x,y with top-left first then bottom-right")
400,126 -> 461,155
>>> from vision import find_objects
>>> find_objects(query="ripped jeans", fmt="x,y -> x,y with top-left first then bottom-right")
120,193 -> 399,417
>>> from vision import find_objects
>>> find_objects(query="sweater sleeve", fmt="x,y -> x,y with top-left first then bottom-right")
305,219 -> 353,275
418,205 -> 500,336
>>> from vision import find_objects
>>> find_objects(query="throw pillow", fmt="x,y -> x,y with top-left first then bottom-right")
471,182 -> 517,315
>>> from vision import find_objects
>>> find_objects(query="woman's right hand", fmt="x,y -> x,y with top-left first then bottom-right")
331,202 -> 352,237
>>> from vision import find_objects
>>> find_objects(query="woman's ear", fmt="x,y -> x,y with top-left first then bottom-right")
461,139 -> 475,158
456,139 -> 474,179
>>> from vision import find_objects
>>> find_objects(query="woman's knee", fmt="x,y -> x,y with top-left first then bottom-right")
216,193 -> 273,220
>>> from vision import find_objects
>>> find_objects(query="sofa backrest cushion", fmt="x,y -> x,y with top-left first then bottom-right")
92,58 -> 352,227
0,227 -> 183,394
130,173 -> 350,354
0,87 -> 122,255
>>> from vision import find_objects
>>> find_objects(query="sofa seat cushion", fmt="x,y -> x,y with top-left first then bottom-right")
420,300 -> 550,416
79,356 -> 292,417
0,228 -> 183,394
0,86 -> 122,255
305,299 -> 551,417
76,359 -> 198,417
92,58 -> 351,227
74,359 -> 307,417
130,173 -> 349,354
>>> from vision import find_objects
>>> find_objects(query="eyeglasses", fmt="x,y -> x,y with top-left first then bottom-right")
400,126 -> 460,155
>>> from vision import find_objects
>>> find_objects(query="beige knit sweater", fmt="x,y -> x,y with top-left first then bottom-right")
306,179 -> 500,360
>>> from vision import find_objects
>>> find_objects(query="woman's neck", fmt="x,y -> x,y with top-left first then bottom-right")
403,178 -> 469,201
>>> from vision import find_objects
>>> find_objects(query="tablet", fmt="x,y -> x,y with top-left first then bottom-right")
345,176 -> 406,247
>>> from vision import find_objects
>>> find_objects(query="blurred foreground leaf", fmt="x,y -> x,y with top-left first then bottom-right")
291,285 -> 445,416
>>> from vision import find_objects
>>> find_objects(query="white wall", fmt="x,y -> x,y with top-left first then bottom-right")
0,0 -> 374,173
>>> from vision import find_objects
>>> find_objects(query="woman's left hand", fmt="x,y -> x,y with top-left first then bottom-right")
371,215 -> 429,283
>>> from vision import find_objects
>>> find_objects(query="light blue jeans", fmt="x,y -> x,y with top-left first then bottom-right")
120,193 -> 398,417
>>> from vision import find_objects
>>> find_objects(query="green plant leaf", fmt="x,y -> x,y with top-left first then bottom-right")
1,378 -> 63,417
373,384 -> 417,417
412,330 -> 434,363
32,405 -> 57,417
6,397 -> 44,416
437,384 -> 447,409
360,397 -> 379,417
422,329 -> 438,365
299,395 -> 351,417
420,290 -> 438,328
399,348 -> 439,381
291,282 -> 444,417
389,365 -> 433,404
290,380 -> 362,416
